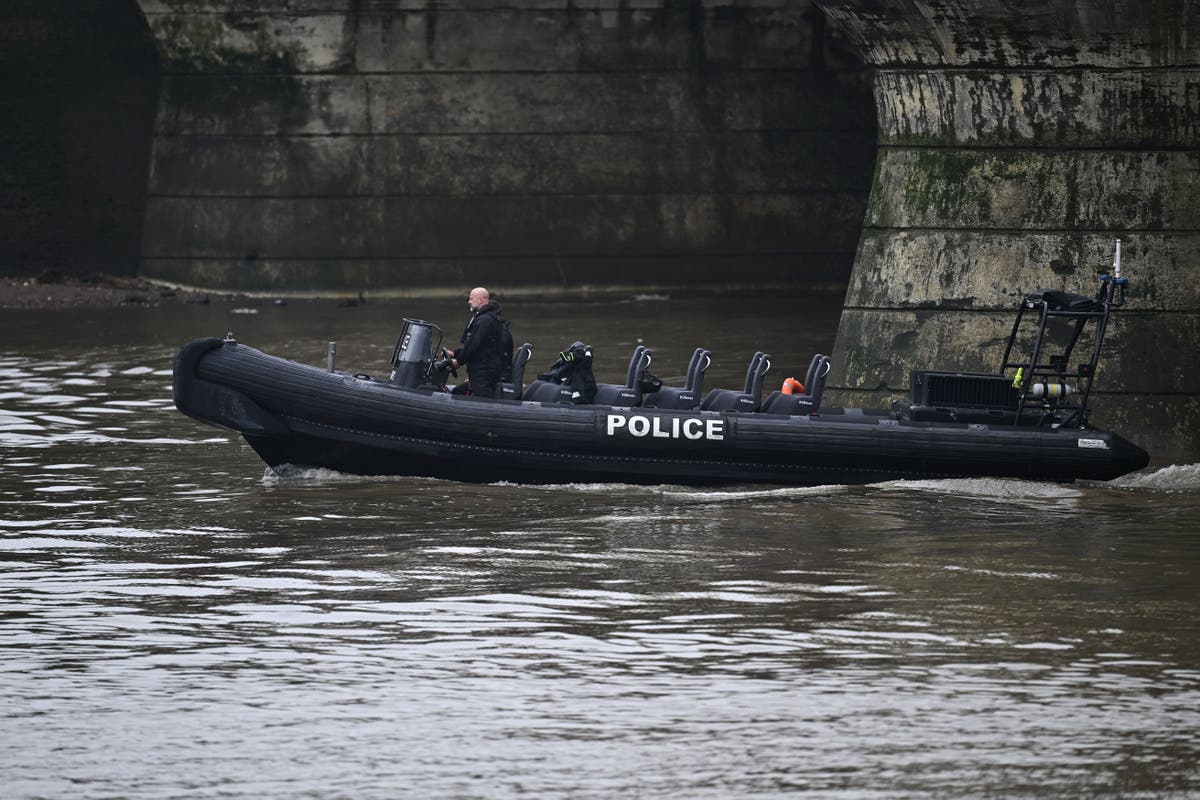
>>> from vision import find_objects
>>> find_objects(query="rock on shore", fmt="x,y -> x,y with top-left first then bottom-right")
0,272 -> 229,309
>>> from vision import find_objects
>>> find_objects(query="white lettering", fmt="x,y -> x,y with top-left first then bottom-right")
605,413 -> 727,442
628,416 -> 651,437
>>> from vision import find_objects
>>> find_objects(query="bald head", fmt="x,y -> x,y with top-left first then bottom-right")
468,287 -> 490,311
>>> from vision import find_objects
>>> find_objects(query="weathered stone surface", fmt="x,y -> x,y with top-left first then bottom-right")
144,11 -> 353,73
142,192 -> 866,258
873,70 -> 1200,147
367,71 -> 872,133
149,136 -> 373,197
139,1 -> 877,298
818,0 -> 1199,457
353,6 -> 828,73
149,130 -> 875,196
830,309 -> 1200,396
819,0 -> 1200,68
141,253 -> 853,295
140,3 -> 857,74
846,230 -> 1200,312
155,75 -> 369,136
154,71 -> 874,136
868,149 -> 1200,231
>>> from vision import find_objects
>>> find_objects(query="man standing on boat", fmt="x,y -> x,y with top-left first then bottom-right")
446,287 -> 506,399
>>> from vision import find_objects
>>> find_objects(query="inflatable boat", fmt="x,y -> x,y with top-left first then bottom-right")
173,270 -> 1149,486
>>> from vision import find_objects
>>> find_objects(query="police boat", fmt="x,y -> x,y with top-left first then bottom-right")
173,263 -> 1149,486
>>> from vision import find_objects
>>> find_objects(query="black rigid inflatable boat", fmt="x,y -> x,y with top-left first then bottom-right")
173,269 -> 1150,486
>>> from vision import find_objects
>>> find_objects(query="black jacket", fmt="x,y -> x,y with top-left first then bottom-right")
457,301 -> 504,376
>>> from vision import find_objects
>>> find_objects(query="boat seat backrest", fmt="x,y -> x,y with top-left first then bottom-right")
762,354 -> 831,415
687,348 -> 712,394
745,351 -> 769,397
499,342 -> 533,401
699,352 -> 772,412
625,345 -> 647,386
594,346 -> 654,406
743,351 -> 765,393
642,347 -> 710,410
802,352 -> 825,393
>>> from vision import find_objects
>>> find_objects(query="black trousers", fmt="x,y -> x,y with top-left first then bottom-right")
452,367 -> 499,399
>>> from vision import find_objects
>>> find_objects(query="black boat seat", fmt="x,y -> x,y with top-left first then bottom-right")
1031,289 -> 1102,312
521,380 -> 577,403
642,347 -> 711,410
499,342 -> 533,401
700,352 -> 771,412
593,346 -> 654,406
761,354 -> 831,415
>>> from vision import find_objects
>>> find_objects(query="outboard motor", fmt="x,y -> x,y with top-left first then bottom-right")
389,318 -> 442,387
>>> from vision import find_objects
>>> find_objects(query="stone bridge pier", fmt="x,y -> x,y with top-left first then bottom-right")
814,0 -> 1199,460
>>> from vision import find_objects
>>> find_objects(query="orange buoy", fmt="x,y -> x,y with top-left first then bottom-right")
781,377 -> 805,395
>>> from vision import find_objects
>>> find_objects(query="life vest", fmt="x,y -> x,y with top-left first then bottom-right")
781,377 -> 805,395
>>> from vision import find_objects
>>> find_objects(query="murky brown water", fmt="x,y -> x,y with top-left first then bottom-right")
2,297 -> 1199,799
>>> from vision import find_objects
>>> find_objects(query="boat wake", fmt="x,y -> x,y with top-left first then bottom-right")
656,485 -> 849,503
527,481 -> 849,502
869,477 -> 1084,501
1107,462 -> 1200,492
873,464 -> 1200,499
259,462 -> 1200,499
261,464 -> 435,485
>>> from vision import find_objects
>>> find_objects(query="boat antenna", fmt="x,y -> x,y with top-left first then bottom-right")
1098,238 -> 1128,307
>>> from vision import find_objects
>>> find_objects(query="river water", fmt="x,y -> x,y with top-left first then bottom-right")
2,296 -> 1199,799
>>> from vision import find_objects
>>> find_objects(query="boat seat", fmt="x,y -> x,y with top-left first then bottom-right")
761,354 -> 831,415
593,346 -> 654,406
642,347 -> 711,410
498,342 -> 533,401
1032,289 -> 1102,312
699,352 -> 771,412
521,379 -> 577,404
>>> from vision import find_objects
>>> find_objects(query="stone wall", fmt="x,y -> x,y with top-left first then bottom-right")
815,0 -> 1200,460
136,0 -> 877,296
0,0 -> 158,277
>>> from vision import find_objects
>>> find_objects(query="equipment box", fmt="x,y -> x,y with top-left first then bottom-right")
910,371 -> 1020,410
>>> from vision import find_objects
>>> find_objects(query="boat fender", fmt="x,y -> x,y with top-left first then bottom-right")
781,377 -> 805,395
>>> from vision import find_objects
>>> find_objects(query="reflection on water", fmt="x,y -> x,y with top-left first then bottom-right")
2,299 -> 1199,799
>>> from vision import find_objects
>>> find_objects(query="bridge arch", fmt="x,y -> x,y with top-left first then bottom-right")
0,0 -> 158,277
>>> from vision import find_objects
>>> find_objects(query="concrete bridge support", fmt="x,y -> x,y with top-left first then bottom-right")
816,0 -> 1200,460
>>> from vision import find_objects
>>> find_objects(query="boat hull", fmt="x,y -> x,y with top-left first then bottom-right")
173,338 -> 1151,486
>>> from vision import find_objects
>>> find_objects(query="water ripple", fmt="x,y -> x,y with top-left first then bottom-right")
1,319 -> 1198,799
